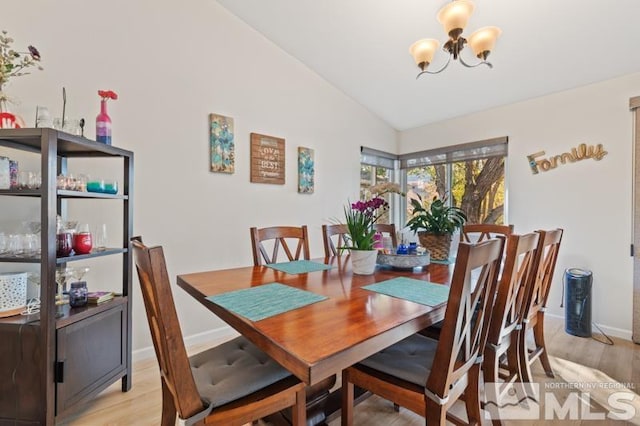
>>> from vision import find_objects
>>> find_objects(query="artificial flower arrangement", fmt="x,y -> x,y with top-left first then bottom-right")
343,182 -> 404,251
0,30 -> 42,97
0,30 -> 42,128
98,90 -> 118,101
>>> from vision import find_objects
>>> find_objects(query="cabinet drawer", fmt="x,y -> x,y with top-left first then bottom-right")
55,303 -> 127,417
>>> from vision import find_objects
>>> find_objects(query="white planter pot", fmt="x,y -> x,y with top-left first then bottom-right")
350,249 -> 378,275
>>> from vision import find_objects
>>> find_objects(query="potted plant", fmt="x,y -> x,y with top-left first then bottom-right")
343,183 -> 403,274
406,194 -> 467,261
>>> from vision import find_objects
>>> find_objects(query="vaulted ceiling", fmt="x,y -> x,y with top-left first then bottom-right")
217,0 -> 640,131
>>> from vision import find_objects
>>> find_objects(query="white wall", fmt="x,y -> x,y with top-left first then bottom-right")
3,0 -> 397,350
400,73 -> 640,339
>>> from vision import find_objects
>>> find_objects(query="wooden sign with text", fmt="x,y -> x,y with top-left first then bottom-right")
250,133 -> 285,184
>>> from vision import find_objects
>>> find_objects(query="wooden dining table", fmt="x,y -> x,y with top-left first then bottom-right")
176,255 -> 453,421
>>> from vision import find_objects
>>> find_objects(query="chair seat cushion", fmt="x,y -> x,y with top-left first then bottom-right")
359,334 -> 438,387
190,336 -> 292,408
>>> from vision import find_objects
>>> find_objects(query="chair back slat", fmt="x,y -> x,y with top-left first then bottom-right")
487,232 -> 539,346
131,237 -> 203,419
250,226 -> 310,265
427,237 -> 504,400
373,223 -> 398,248
523,229 -> 563,320
322,224 -> 348,257
460,224 -> 514,244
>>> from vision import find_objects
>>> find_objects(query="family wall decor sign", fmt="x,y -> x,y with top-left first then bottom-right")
527,142 -> 607,175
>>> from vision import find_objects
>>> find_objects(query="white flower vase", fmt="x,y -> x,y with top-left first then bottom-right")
350,249 -> 378,275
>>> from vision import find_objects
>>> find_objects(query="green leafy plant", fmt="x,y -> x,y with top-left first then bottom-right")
406,194 -> 467,236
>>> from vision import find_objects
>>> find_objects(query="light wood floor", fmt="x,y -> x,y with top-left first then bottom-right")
58,317 -> 640,425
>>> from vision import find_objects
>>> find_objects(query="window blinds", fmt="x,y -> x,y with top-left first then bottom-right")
398,136 -> 508,169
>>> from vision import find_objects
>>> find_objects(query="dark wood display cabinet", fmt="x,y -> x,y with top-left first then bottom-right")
0,128 -> 133,425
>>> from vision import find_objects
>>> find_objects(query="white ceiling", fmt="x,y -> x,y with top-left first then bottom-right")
216,0 -> 640,131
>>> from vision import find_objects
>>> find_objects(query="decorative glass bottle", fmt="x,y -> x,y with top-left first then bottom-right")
96,100 -> 112,145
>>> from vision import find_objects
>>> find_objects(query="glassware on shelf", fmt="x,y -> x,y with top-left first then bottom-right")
56,232 -> 73,257
69,281 -> 88,307
55,267 -> 70,305
86,179 -> 105,193
86,178 -> 118,194
69,266 -> 90,282
72,224 -> 92,255
103,179 -> 118,194
94,224 -> 107,251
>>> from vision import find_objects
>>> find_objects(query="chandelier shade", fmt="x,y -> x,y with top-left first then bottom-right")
437,0 -> 474,36
467,26 -> 502,59
410,0 -> 501,78
409,39 -> 440,69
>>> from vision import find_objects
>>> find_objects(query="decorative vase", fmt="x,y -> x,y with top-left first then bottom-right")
96,99 -> 112,145
0,90 -> 24,129
350,249 -> 378,275
418,232 -> 452,261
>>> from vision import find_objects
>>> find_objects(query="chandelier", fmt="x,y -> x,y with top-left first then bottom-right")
409,0 -> 501,78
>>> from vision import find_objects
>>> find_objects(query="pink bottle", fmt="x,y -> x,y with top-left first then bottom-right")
96,100 -> 112,145
373,232 -> 384,250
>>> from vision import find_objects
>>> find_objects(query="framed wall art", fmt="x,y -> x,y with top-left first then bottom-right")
209,113 -> 235,173
250,133 -> 285,184
297,147 -> 314,194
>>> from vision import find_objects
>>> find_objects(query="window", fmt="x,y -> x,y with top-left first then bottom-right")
360,137 -> 508,230
400,137 -> 508,226
360,147 -> 398,225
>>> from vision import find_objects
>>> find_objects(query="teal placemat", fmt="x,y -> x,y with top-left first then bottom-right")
266,260 -> 332,274
207,282 -> 328,321
363,277 -> 450,307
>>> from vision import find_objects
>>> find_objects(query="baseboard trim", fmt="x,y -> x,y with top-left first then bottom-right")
546,313 -> 632,341
132,325 -> 238,363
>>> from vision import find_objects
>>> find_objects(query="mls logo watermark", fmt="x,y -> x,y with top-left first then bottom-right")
484,382 -> 637,421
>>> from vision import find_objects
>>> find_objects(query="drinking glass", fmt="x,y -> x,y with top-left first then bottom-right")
35,106 -> 52,128
0,232 -> 7,255
7,234 -> 23,256
23,233 -> 39,257
94,224 -> 108,251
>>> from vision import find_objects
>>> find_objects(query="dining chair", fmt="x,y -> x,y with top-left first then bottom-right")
483,232 -> 539,425
250,225 -> 311,266
341,237 -> 504,426
373,223 -> 398,248
249,226 -> 337,424
518,228 -> 563,382
460,223 -> 514,244
131,237 -> 306,426
322,224 -> 349,257
419,224 -> 513,341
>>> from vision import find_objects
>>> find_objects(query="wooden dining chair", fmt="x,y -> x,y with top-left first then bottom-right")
419,224 -> 513,341
131,237 -> 306,426
342,237 -> 504,426
518,228 -> 563,382
460,223 -> 514,244
483,232 -> 539,425
373,223 -> 398,248
250,226 -> 337,424
322,224 -> 349,257
250,225 -> 311,266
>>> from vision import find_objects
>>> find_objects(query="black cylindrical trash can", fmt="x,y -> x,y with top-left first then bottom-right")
564,268 -> 592,337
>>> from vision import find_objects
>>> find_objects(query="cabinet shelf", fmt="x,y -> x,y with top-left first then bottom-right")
55,296 -> 127,329
0,248 -> 127,264
0,296 -> 127,328
0,189 -> 128,199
